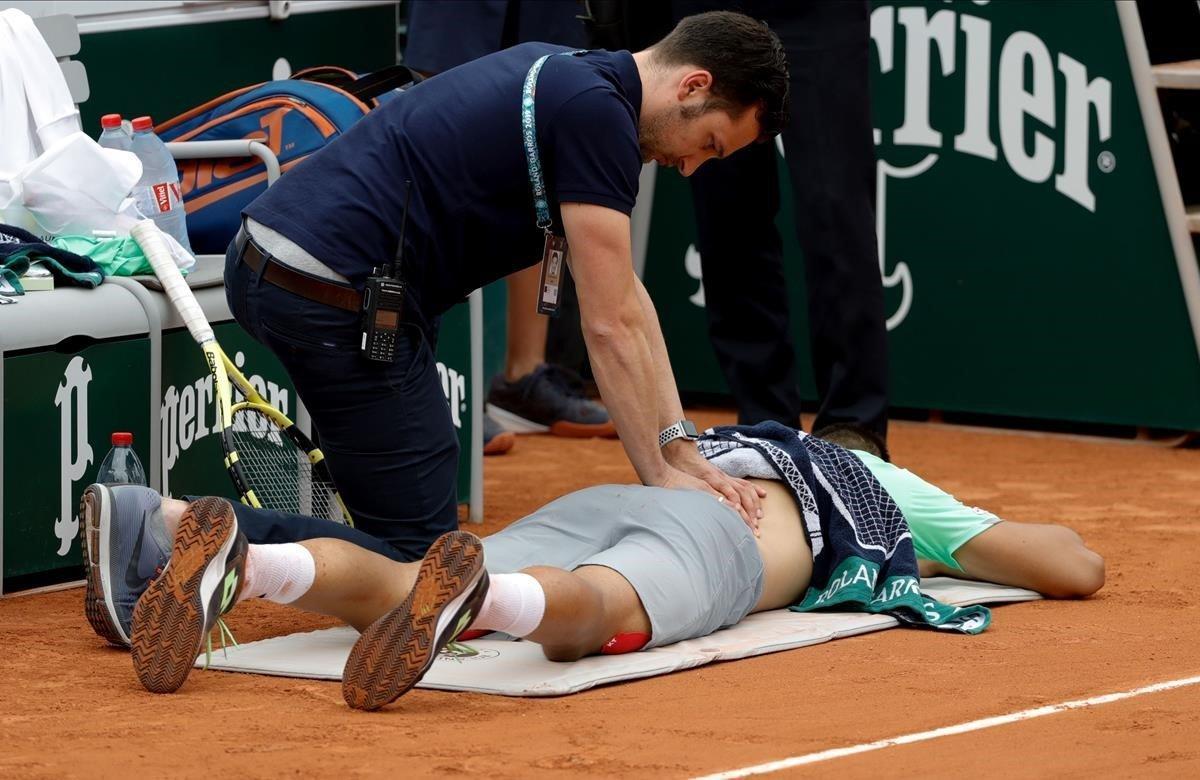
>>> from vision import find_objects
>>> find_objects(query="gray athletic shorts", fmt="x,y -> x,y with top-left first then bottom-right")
482,484 -> 765,648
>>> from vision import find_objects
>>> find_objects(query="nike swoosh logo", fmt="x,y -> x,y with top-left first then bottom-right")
135,520 -> 168,580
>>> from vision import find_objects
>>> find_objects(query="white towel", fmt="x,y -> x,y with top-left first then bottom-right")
0,9 -> 147,242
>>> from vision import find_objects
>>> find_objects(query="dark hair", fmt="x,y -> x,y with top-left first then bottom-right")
651,11 -> 789,140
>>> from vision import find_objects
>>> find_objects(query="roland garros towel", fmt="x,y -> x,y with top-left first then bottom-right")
699,421 -> 990,634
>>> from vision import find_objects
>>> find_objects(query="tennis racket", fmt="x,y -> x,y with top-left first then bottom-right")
132,221 -> 352,526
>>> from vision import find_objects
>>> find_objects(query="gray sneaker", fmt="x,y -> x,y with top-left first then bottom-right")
486,364 -> 616,438
80,483 -> 172,647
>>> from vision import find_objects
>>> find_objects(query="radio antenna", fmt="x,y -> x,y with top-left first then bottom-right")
388,179 -> 413,279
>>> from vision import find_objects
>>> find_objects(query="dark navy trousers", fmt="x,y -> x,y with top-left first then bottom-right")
220,241 -> 460,562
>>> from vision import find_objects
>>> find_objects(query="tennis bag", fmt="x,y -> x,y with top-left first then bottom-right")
156,65 -> 413,255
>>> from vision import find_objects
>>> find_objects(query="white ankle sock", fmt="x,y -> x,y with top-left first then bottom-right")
471,572 -> 545,638
239,543 -> 316,604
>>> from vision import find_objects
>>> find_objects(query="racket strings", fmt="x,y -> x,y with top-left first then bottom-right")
230,407 -> 343,522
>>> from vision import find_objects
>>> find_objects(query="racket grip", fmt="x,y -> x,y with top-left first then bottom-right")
131,220 -> 215,345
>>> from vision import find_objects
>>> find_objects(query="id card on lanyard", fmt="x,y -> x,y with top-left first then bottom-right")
522,50 -> 586,315
537,232 -> 567,315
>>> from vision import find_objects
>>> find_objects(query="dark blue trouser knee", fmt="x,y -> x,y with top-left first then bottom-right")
229,501 -> 407,562
219,238 -> 460,562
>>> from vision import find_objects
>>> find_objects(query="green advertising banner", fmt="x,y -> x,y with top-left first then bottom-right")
162,313 -> 474,509
3,337 -> 151,590
644,0 -> 1200,430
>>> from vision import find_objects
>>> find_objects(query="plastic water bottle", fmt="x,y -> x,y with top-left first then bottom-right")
96,432 -> 148,486
129,116 -> 193,253
98,113 -> 132,151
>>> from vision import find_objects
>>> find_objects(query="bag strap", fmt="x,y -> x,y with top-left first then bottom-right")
293,64 -> 415,104
342,65 -> 415,103
290,65 -> 357,87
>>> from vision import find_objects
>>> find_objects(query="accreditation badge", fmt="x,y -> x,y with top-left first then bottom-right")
537,231 -> 568,315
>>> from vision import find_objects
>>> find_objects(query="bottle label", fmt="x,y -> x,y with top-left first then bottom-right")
136,182 -> 183,215
151,183 -> 171,213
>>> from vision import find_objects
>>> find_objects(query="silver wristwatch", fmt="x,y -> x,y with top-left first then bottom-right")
659,419 -> 699,448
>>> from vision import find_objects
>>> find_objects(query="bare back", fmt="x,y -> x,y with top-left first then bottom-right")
750,479 -> 813,612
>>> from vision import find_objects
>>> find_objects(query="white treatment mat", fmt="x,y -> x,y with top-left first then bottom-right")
200,578 -> 1040,696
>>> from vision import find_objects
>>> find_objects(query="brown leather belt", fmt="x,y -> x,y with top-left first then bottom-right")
236,229 -> 361,313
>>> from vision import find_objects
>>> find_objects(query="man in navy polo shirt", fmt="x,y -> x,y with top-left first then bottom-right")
216,11 -> 789,562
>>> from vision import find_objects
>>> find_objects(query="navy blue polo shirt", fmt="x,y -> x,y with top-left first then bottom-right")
244,44 -> 643,324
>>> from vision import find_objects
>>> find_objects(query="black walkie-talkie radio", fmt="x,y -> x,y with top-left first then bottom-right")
361,181 -> 412,363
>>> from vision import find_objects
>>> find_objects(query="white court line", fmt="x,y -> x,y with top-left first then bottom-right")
694,674 -> 1200,780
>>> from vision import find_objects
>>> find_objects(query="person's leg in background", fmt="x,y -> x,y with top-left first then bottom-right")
503,262 -> 551,382
487,263 -> 617,439
669,0 -> 803,428
686,139 -> 804,427
544,267 -> 591,385
769,0 -> 890,444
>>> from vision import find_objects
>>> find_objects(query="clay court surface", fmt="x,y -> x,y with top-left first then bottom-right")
3,410 -> 1199,778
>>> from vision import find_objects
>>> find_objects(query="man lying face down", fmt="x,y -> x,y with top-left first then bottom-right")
82,425 -> 1103,711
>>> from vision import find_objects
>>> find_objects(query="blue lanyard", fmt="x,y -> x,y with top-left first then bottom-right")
522,50 -> 586,233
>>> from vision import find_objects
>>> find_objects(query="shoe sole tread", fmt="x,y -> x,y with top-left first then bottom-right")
130,497 -> 234,694
342,531 -> 484,711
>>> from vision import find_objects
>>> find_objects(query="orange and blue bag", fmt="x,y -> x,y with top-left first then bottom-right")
156,65 -> 413,255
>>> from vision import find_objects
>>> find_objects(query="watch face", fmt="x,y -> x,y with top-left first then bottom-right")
681,420 -> 699,438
